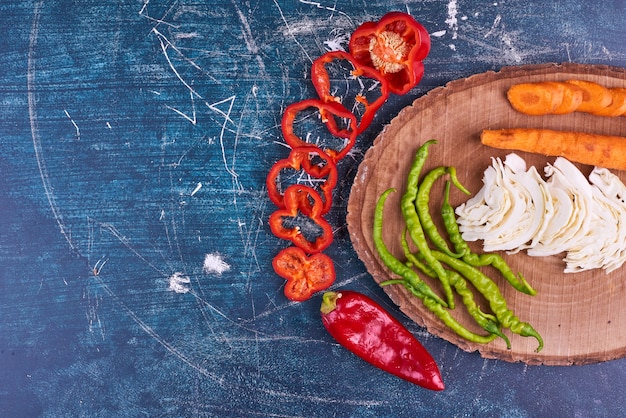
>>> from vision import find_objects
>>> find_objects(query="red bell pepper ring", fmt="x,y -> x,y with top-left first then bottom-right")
266,145 -> 337,214
320,290 -> 445,391
311,50 -> 390,134
272,246 -> 336,301
281,99 -> 358,164
268,184 -> 333,254
349,12 -> 431,95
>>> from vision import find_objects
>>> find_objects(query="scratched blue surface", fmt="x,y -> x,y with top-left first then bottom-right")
2,1 -> 626,416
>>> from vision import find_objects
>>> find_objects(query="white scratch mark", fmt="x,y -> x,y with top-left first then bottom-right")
173,32 -> 199,40
231,1 -> 266,74
273,0 -> 313,63
190,181 -> 202,196
256,387 -> 386,407
203,253 -> 230,275
206,95 -> 240,187
93,256 -> 109,276
298,0 -> 352,23
151,26 -> 228,124
483,14 -> 502,38
166,90 -> 197,125
138,0 -> 180,29
97,220 -> 168,276
478,358 -> 490,382
28,1 -> 80,255
106,122 -> 112,129
153,27 -> 216,82
445,0 -> 459,40
64,109 -> 80,140
481,14 -> 522,62
168,272 -> 191,294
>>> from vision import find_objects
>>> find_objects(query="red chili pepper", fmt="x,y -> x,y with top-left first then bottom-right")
311,51 -> 390,134
349,12 -> 431,95
281,99 -> 358,163
268,184 -> 333,254
266,145 -> 338,214
320,290 -> 445,391
272,246 -> 336,301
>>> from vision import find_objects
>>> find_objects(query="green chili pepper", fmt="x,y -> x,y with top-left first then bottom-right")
441,181 -> 537,296
447,274 -> 511,349
392,264 -> 498,345
400,228 -> 435,276
421,296 -> 498,345
401,140 -> 455,308
400,230 -> 511,348
374,188 -> 448,307
416,166 -> 469,258
430,249 -> 544,352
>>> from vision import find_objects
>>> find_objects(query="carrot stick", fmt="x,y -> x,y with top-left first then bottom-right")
481,128 -> 626,170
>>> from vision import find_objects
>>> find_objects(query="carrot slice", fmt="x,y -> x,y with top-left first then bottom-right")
590,88 -> 626,117
565,79 -> 613,114
506,82 -> 564,115
481,128 -> 626,171
551,82 -> 583,114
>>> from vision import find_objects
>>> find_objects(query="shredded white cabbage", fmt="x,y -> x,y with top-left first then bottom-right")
455,153 -> 626,274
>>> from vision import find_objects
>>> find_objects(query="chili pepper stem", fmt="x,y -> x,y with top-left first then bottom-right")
321,291 -> 341,315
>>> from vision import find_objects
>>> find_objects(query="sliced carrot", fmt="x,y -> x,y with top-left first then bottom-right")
481,128 -> 626,171
590,88 -> 626,117
551,82 -> 583,114
506,82 -> 564,115
565,79 -> 613,114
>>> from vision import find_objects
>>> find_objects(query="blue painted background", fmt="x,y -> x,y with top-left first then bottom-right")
2,1 -> 626,416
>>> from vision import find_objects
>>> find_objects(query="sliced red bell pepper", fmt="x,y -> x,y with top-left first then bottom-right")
281,99 -> 358,163
349,12 -> 431,95
266,145 -> 337,214
272,246 -> 336,301
268,184 -> 333,254
311,50 -> 390,134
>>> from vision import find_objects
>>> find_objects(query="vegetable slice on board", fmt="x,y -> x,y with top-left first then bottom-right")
566,79 -> 613,113
591,87 -> 626,116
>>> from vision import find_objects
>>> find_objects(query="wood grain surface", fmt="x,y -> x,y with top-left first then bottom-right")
347,63 -> 626,365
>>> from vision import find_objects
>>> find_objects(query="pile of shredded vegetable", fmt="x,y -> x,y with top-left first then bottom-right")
456,153 -> 626,273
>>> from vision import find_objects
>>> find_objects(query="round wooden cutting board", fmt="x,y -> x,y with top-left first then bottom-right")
347,63 -> 626,366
